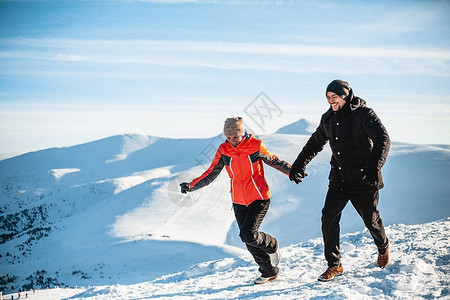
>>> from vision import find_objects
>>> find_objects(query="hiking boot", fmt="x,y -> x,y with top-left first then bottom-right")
269,247 -> 281,267
318,265 -> 344,282
377,243 -> 389,268
254,274 -> 278,285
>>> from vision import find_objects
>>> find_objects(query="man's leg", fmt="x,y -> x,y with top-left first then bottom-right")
349,190 -> 388,252
321,188 -> 349,267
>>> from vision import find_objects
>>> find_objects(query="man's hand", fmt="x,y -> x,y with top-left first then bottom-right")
363,168 -> 379,186
180,182 -> 191,194
289,167 -> 307,184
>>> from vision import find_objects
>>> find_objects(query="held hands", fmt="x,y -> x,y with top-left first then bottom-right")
289,167 -> 308,184
180,182 -> 191,194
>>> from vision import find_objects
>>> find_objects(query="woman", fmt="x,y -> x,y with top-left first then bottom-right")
180,117 -> 291,284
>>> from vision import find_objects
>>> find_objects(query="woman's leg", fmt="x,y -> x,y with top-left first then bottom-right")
234,199 -> 278,277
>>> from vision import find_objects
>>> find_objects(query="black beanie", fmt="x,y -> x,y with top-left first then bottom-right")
326,80 -> 351,100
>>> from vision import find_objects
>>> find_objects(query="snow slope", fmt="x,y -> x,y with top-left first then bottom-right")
5,218 -> 450,299
1,120 -> 449,298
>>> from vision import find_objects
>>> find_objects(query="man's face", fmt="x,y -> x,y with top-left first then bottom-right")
327,92 -> 346,111
226,135 -> 243,147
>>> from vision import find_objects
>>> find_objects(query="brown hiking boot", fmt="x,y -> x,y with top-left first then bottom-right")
377,243 -> 389,268
318,265 -> 344,282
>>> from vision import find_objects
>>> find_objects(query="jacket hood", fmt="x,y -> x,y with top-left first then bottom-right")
347,89 -> 366,111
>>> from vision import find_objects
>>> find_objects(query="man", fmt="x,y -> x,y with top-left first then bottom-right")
180,117 -> 291,284
289,80 -> 390,282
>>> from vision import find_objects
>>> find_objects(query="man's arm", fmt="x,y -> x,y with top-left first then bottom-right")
363,109 -> 390,170
291,121 -> 329,172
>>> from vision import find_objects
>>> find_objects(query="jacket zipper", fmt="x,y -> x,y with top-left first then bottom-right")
248,156 -> 264,201
229,157 -> 235,203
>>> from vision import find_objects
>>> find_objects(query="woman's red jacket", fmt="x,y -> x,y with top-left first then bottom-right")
190,135 -> 291,206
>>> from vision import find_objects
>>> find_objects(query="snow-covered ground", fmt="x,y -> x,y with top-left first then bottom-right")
1,119 -> 449,299
4,218 -> 449,299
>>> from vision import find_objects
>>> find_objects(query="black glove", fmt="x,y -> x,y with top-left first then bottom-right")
180,182 -> 191,194
289,167 -> 307,184
363,168 -> 379,186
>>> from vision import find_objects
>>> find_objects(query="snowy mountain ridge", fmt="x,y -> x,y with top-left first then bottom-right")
1,118 -> 449,298
275,118 -> 317,135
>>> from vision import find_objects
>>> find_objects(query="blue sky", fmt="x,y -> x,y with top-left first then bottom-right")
0,0 -> 449,159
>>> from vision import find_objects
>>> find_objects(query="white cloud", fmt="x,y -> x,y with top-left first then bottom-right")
3,38 -> 450,59
1,39 -> 449,77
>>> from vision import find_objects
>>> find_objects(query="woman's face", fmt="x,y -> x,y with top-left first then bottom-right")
226,135 -> 243,147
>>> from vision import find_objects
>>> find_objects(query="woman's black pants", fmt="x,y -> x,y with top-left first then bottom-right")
233,199 -> 279,277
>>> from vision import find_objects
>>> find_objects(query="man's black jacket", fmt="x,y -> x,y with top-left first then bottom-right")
292,95 -> 390,191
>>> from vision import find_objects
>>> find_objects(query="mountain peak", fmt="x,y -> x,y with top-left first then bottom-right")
275,119 -> 317,135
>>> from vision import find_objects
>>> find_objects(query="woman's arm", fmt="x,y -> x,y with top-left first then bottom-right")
259,142 -> 291,176
189,148 -> 225,192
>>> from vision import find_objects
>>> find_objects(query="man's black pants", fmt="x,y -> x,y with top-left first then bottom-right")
322,188 -> 389,267
233,199 -> 278,277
